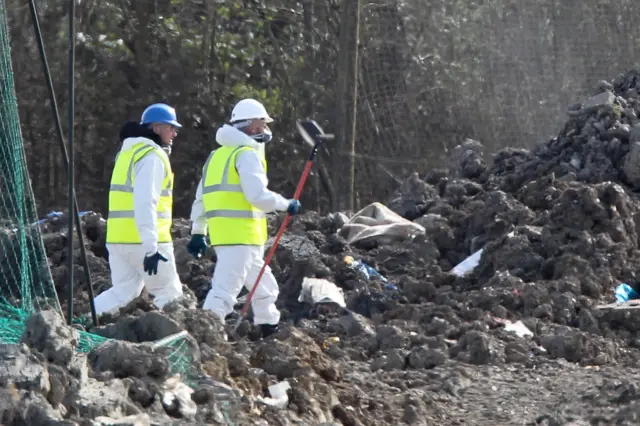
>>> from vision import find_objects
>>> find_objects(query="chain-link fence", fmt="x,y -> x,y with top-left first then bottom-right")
334,0 -> 640,211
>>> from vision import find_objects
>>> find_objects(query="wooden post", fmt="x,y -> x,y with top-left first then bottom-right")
348,0 -> 360,212
333,0 -> 360,212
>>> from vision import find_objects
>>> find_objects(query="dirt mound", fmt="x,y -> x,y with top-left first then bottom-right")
7,69 -> 640,424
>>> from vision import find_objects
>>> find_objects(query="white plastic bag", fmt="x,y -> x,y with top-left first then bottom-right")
297,277 -> 346,307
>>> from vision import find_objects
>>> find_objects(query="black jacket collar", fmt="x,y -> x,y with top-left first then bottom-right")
119,121 -> 162,145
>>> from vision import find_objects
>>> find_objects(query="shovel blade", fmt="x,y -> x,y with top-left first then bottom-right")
297,119 -> 328,147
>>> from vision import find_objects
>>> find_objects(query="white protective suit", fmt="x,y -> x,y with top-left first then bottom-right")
95,136 -> 184,315
190,124 -> 290,325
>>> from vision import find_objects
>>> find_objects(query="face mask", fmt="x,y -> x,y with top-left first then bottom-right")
233,120 -> 272,143
162,146 -> 172,156
252,127 -> 273,144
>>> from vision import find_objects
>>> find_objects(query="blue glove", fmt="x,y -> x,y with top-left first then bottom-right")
143,252 -> 168,276
287,199 -> 301,215
187,234 -> 208,259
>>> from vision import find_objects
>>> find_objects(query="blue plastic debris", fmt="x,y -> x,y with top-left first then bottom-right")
344,255 -> 398,291
615,283 -> 640,303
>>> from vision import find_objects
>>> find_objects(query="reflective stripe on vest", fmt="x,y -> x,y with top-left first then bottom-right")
202,145 -> 268,246
106,142 -> 174,244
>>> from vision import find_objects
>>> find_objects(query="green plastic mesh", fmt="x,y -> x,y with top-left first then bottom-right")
0,1 -> 196,381
0,0 -> 61,335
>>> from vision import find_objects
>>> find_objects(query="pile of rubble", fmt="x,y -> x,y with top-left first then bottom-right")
7,69 -> 640,425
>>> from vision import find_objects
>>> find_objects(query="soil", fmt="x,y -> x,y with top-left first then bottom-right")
7,70 -> 640,425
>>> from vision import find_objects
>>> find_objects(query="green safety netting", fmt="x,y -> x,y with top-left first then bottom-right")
0,0 -> 195,380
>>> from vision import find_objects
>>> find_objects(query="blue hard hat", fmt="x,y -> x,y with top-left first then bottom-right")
140,103 -> 182,128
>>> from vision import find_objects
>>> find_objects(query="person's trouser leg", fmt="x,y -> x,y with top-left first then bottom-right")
243,245 -> 280,326
142,242 -> 184,309
94,243 -> 145,316
202,245 -> 253,321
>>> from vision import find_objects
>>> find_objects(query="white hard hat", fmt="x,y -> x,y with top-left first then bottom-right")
230,98 -> 274,123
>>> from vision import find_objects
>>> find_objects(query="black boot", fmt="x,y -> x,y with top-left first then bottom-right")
260,323 -> 279,338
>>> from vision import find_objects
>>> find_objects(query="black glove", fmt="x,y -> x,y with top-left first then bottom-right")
187,234 -> 208,259
287,199 -> 301,215
143,252 -> 168,276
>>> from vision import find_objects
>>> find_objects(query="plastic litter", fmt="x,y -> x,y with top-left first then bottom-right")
323,336 -> 340,350
257,380 -> 290,409
615,283 -> 640,303
338,202 -> 425,245
344,256 -> 398,291
451,248 -> 483,277
503,320 -> 533,338
160,375 -> 197,419
452,231 -> 516,277
298,277 -> 346,307
11,210 -> 95,233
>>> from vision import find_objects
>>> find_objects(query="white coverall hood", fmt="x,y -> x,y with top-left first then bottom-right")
215,124 -> 266,158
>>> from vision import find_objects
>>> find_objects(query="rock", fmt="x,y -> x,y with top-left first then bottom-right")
329,312 -> 376,338
88,340 -> 171,379
623,141 -> 640,187
21,310 -> 79,367
376,325 -> 409,350
407,346 -> 447,369
67,377 -> 138,419
271,234 -> 321,264
450,331 -> 504,365
0,344 -> 50,395
92,414 -> 151,426
414,214 -> 456,251
449,138 -> 487,179
387,173 -> 438,219
582,90 -> 616,110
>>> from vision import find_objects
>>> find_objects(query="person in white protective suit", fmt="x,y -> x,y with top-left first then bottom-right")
187,98 -> 301,338
94,103 -> 184,315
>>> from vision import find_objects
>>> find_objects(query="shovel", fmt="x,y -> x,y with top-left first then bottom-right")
231,119 -> 334,335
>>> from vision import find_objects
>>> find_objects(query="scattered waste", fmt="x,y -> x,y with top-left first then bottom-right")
451,248 -> 484,277
160,375 -> 197,420
452,231 -> 515,277
11,210 -> 95,233
323,336 -> 340,350
298,277 -> 346,307
615,283 -> 639,303
503,320 -> 533,338
35,210 -> 94,225
257,381 -> 290,409
344,255 -> 398,291
338,202 -> 425,245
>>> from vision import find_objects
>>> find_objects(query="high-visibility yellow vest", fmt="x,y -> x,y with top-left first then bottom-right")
106,141 -> 174,244
202,145 -> 268,246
